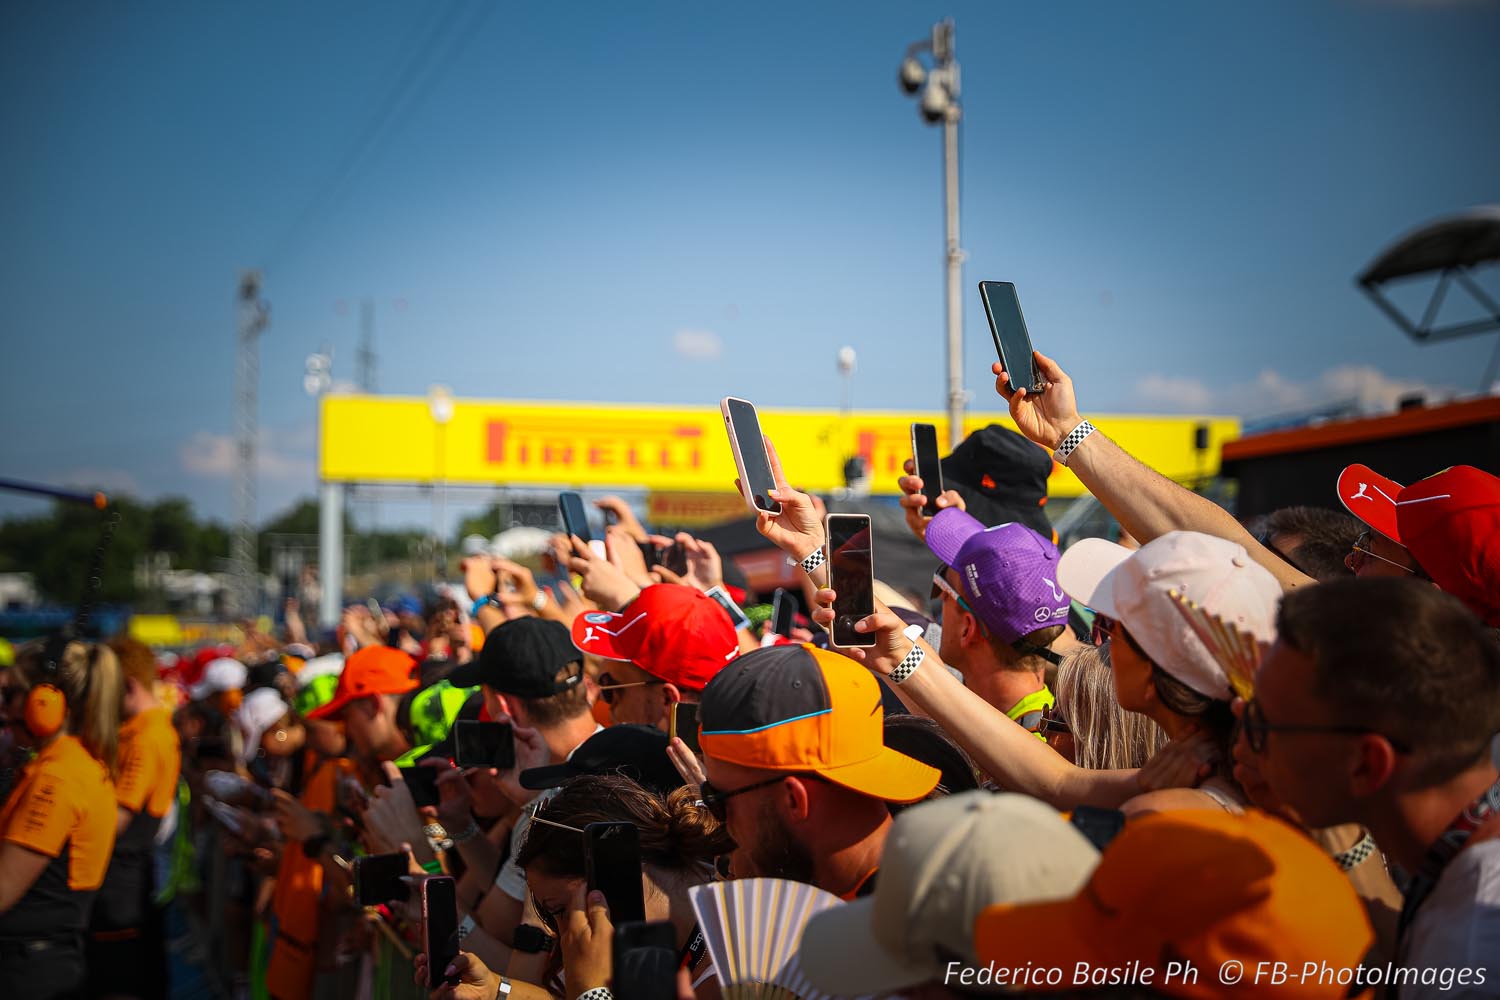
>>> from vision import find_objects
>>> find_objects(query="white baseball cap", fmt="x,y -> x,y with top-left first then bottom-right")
797,791 -> 1101,995
190,657 -> 247,700
235,687 -> 289,762
1058,531 -> 1282,699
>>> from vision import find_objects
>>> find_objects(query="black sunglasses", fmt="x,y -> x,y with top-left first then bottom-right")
1040,704 -> 1070,737
1242,697 -> 1411,755
699,773 -> 828,822
596,671 -> 665,705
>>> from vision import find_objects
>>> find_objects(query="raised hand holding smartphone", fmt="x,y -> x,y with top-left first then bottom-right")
827,513 -> 877,648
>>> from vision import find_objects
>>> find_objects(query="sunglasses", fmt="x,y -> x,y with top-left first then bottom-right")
1241,697 -> 1411,755
597,672 -> 665,705
1040,704 -> 1071,738
930,569 -> 971,612
1347,530 -> 1418,575
699,773 -> 828,822
1089,614 -> 1116,647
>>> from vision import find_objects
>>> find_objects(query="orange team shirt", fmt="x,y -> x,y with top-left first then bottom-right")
0,734 -> 117,937
115,706 -> 181,819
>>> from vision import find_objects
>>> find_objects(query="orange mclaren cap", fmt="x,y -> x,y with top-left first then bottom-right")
308,645 -> 419,720
698,644 -> 939,803
974,809 -> 1375,999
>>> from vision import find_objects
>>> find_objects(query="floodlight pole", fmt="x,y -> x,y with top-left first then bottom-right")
233,271 -> 269,620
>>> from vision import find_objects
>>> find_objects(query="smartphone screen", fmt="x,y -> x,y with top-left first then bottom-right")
453,720 -> 515,770
585,821 -> 645,924
421,876 -> 460,989
771,588 -> 796,638
354,851 -> 410,906
721,397 -> 783,515
612,920 -> 679,1000
978,281 -> 1043,394
399,765 -> 442,811
828,514 -> 876,648
660,541 -> 689,577
703,585 -> 751,631
910,422 -> 945,518
670,702 -> 701,755
558,492 -> 592,544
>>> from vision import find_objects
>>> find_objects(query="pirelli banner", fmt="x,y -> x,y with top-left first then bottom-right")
319,395 -> 1238,498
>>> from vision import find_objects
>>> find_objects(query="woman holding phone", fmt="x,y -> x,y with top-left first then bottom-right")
0,639 -> 123,1000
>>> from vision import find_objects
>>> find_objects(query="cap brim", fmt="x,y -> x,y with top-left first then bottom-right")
569,611 -> 635,662
307,691 -> 358,721
1336,464 -> 1404,542
518,762 -> 578,790
974,895 -> 1102,977
816,745 -> 941,803
798,897 -> 936,995
444,659 -> 483,688
1057,538 -> 1132,618
924,507 -> 986,566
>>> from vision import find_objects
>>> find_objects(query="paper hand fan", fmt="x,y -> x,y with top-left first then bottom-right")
1167,587 -> 1267,700
688,878 -> 870,1000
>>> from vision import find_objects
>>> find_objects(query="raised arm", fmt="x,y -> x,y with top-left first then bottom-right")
993,352 -> 1313,591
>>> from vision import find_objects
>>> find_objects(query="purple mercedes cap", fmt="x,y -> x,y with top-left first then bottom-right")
925,508 -> 1070,644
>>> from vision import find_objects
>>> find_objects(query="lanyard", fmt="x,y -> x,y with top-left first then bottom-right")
678,924 -> 707,971
1397,775 -> 1500,942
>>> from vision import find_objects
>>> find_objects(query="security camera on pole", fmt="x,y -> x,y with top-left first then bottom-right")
899,19 -> 966,450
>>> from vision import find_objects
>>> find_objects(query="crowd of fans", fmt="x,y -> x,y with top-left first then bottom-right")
2,346 -> 1498,1000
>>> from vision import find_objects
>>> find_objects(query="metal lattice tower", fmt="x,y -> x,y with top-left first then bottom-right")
233,271 -> 270,619
357,298 -> 377,392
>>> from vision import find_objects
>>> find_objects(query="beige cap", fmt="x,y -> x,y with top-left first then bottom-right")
1058,531 -> 1282,700
797,791 -> 1100,995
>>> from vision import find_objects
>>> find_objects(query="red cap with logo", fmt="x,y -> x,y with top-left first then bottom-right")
1336,464 -> 1405,541
1396,466 -> 1500,626
569,584 -> 740,692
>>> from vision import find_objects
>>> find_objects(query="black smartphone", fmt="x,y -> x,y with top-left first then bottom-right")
584,821 -> 645,924
419,875 -> 460,989
1069,806 -> 1126,852
639,540 -> 661,569
827,514 -> 876,648
910,422 -> 945,518
558,491 -> 592,544
770,588 -> 796,638
660,540 -> 689,577
612,920 -> 679,1000
353,851 -> 411,906
399,765 -> 442,810
453,720 -> 515,770
978,280 -> 1045,395
704,585 -> 751,631
669,702 -> 701,755
720,397 -> 782,516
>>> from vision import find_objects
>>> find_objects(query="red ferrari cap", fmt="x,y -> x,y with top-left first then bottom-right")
1336,464 -> 1405,542
1396,466 -> 1500,626
570,584 -> 740,692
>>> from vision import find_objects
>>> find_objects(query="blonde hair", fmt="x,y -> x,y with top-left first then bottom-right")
16,639 -> 124,778
1056,644 -> 1167,771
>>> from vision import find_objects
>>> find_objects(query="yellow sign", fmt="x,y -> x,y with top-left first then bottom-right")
320,395 -> 1237,498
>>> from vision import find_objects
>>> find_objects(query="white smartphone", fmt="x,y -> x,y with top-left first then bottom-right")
720,397 -> 783,516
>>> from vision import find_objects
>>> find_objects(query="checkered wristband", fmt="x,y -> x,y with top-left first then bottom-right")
890,642 -> 925,685
576,990 -> 613,1000
1051,420 -> 1096,467
798,546 -> 825,575
1333,831 -> 1377,871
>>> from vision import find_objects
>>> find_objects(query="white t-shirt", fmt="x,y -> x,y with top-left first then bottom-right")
1399,839 -> 1500,999
494,724 -> 603,901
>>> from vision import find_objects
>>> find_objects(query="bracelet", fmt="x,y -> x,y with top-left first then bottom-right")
531,589 -> 548,611
890,625 -> 926,685
420,859 -> 444,875
1051,420 -> 1096,467
457,914 -> 476,942
798,547 -> 825,575
1333,831 -> 1377,871
470,594 -> 499,617
577,989 -> 614,1000
451,820 -> 482,845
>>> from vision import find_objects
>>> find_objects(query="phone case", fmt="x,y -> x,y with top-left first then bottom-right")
720,397 -> 783,517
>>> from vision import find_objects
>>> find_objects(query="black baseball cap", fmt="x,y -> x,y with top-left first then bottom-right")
447,618 -> 583,699
940,424 -> 1054,540
519,724 -> 685,796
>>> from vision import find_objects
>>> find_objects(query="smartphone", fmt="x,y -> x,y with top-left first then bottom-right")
453,720 -> 515,770
584,821 -> 645,924
978,280 -> 1045,395
558,491 -> 592,544
660,540 -> 689,577
354,851 -> 411,906
910,422 -> 946,518
770,588 -> 796,638
720,397 -> 783,516
669,702 -> 701,755
827,514 -> 876,648
612,920 -> 679,1000
399,765 -> 442,811
704,584 -> 751,631
419,875 -> 461,989
1069,806 -> 1126,852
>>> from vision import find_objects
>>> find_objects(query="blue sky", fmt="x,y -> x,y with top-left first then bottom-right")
2,0 -> 1497,528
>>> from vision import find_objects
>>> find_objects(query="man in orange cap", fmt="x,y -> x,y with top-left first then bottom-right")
973,809 -> 1378,999
307,645 -> 419,762
697,643 -> 940,899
